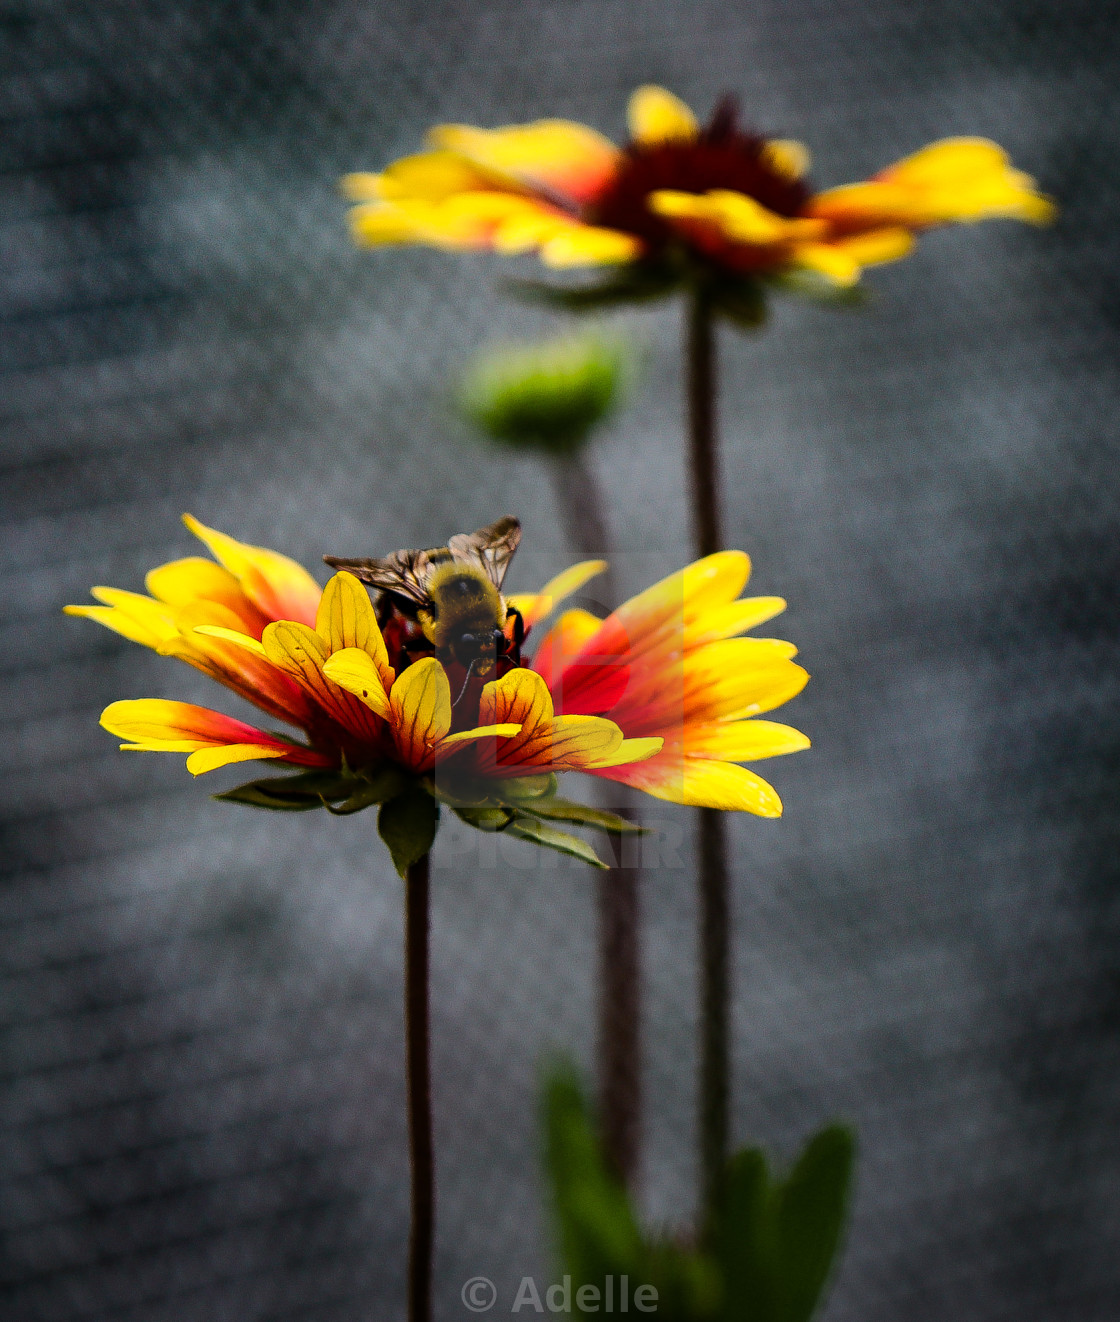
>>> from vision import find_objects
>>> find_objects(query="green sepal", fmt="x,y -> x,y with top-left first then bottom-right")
505,816 -> 608,868
767,269 -> 870,308
499,773 -> 558,801
710,275 -> 768,328
214,768 -> 390,813
506,264 -> 681,311
432,772 -> 554,809
378,785 -> 439,880
513,795 -> 645,836
324,768 -> 409,815
451,802 -> 515,833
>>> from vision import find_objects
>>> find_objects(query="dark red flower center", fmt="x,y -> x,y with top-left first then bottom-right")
586,98 -> 810,252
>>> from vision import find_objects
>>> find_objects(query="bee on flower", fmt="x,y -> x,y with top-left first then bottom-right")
344,85 -> 1053,310
66,515 -> 809,871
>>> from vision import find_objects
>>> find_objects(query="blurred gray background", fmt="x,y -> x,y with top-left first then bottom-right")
3,0 -> 1118,1318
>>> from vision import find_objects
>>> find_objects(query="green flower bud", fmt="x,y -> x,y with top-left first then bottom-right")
458,331 -> 635,458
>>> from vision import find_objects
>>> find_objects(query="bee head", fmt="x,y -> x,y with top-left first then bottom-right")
448,626 -> 505,675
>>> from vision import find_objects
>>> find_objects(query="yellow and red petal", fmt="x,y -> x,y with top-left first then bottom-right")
390,657 -> 452,771
627,86 -> 699,146
168,606 -> 317,727
349,202 -> 441,247
539,224 -> 644,268
651,189 -> 826,248
262,621 -> 381,740
808,138 -> 1055,233
683,718 -> 810,760
183,515 -> 321,627
530,608 -> 605,685
99,698 -> 328,775
586,736 -> 664,769
478,666 -> 554,731
617,551 -> 750,640
352,192 -> 568,253
545,551 -> 751,690
438,722 -> 522,747
683,648 -> 809,723
761,139 -> 811,181
508,560 -> 607,636
428,119 -> 621,206
878,137 -> 1055,223
183,745 -> 292,775
145,556 -> 270,637
600,755 -> 784,816
320,646 -> 392,719
683,634 -> 800,689
315,572 -> 394,687
344,150 -> 498,203
473,668 -> 609,772
783,240 -> 863,287
64,589 -> 177,650
683,596 -> 787,647
478,713 -> 626,774
522,715 -> 626,771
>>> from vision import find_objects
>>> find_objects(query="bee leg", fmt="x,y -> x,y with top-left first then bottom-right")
505,607 -> 525,668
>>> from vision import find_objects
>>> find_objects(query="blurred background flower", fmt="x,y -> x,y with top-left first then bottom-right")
347,85 -> 1053,309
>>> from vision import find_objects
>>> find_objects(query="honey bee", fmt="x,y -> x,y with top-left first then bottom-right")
324,516 -> 525,683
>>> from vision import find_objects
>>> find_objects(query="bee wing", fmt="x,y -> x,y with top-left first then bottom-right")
447,516 -> 522,589
322,547 -> 447,606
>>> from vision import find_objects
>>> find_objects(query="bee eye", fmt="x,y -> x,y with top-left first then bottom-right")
458,632 -> 477,647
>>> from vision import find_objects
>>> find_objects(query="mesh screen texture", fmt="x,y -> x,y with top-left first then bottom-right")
2,1 -> 1119,1319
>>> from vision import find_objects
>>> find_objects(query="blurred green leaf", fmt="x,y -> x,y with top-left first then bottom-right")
378,786 -> 439,879
544,1065 -> 645,1285
540,1064 -> 852,1322
713,1147 -> 773,1321
772,1126 -> 854,1322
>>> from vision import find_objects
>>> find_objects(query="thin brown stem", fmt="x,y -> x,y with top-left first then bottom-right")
697,807 -> 729,1218
405,853 -> 433,1322
686,285 -> 731,1218
550,455 -> 643,1189
598,806 -> 641,1187
686,285 -> 721,559
554,451 -> 611,561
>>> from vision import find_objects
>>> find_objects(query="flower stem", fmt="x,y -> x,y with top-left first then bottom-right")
597,817 -> 641,1186
686,284 -> 721,560
554,451 -> 610,561
405,852 -> 433,1322
551,454 -> 643,1189
686,284 -> 731,1218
